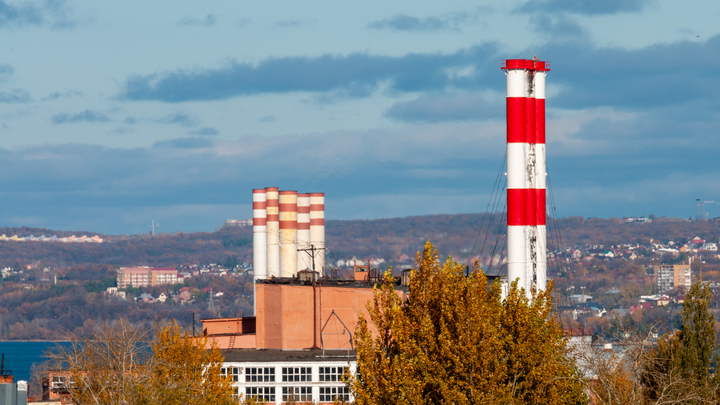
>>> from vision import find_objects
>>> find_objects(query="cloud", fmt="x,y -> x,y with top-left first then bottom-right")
118,43 -> 501,102
367,13 -> 472,32
0,64 -> 13,82
0,89 -> 31,103
528,13 -> 587,39
0,0 -> 42,27
516,0 -> 652,15
153,137 -> 214,149
41,89 -> 83,101
177,14 -> 216,27
260,115 -> 275,122
275,19 -> 317,28
157,112 -> 197,127
0,0 -> 77,29
384,93 -> 502,123
52,109 -> 111,124
188,127 -> 218,136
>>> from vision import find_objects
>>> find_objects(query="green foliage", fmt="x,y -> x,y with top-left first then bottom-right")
83,276 -> 117,293
677,281 -> 716,378
641,281 -> 719,403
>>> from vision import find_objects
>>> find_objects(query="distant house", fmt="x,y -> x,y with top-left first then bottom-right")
157,293 -> 167,303
571,249 -> 582,259
700,243 -> 718,252
139,293 -> 154,303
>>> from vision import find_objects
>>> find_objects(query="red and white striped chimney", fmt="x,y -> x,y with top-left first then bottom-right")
309,193 -> 325,273
502,58 -> 550,297
297,193 -> 311,272
279,190 -> 298,278
265,187 -> 280,278
252,189 -> 267,280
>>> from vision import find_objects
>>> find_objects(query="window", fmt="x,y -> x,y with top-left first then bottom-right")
246,367 -> 275,382
319,386 -> 351,402
319,366 -> 348,382
282,366 -> 312,382
245,387 -> 275,402
282,386 -> 312,401
220,366 -> 241,382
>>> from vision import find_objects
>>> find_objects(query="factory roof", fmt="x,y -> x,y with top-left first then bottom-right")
221,348 -> 356,362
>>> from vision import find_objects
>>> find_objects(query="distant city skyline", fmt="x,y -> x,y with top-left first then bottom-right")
0,0 -> 718,234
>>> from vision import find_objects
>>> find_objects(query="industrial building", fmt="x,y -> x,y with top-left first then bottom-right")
206,59 -> 552,403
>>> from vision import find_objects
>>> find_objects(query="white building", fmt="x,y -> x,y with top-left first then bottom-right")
221,349 -> 355,404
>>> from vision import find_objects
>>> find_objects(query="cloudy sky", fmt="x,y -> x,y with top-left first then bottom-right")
0,0 -> 718,234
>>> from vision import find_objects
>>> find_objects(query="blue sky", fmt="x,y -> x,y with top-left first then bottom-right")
0,0 -> 719,234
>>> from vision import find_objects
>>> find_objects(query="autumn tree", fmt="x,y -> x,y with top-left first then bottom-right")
350,241 -> 587,405
49,317 -> 235,405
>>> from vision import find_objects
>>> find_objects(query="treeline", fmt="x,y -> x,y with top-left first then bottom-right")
0,271 -> 253,340
2,216 -> 720,270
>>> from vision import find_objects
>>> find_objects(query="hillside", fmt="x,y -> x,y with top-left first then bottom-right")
1,216 -> 718,270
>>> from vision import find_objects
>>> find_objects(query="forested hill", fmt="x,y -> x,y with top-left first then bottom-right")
0,216 -> 718,269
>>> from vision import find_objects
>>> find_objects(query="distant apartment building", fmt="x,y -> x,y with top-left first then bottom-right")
117,266 -> 178,288
654,263 -> 691,293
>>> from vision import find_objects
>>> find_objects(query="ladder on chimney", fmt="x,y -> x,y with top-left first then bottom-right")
229,335 -> 236,349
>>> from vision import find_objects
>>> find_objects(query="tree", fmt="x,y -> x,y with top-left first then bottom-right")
49,317 -> 235,405
640,281 -> 719,404
350,241 -> 587,405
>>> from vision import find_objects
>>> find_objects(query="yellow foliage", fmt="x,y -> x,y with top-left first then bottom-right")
350,241 -> 587,405
52,318 -> 235,405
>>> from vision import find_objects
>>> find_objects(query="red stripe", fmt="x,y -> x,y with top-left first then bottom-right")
525,97 -> 535,144
279,203 -> 297,212
267,214 -> 279,221
252,189 -> 266,194
279,190 -> 297,195
297,223 -> 310,230
309,193 -> 324,197
310,219 -> 325,226
266,199 -> 278,207
253,201 -> 266,209
507,189 -> 546,226
309,204 -> 324,211
279,221 -> 297,229
297,206 -> 310,213
535,99 -> 545,144
254,218 -> 267,226
507,97 -> 525,143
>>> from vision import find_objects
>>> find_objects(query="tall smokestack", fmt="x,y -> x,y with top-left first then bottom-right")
297,193 -> 311,272
279,190 -> 298,278
265,187 -> 280,278
252,189 -> 267,280
502,58 -> 549,297
309,193 -> 325,274
533,61 -> 549,291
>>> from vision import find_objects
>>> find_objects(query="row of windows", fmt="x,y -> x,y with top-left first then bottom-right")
220,366 -> 348,383
244,386 -> 350,402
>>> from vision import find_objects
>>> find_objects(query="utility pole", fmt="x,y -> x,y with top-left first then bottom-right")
297,245 -> 326,275
298,244 -> 326,349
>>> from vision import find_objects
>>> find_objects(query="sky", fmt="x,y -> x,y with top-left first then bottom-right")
1,0 -> 719,235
